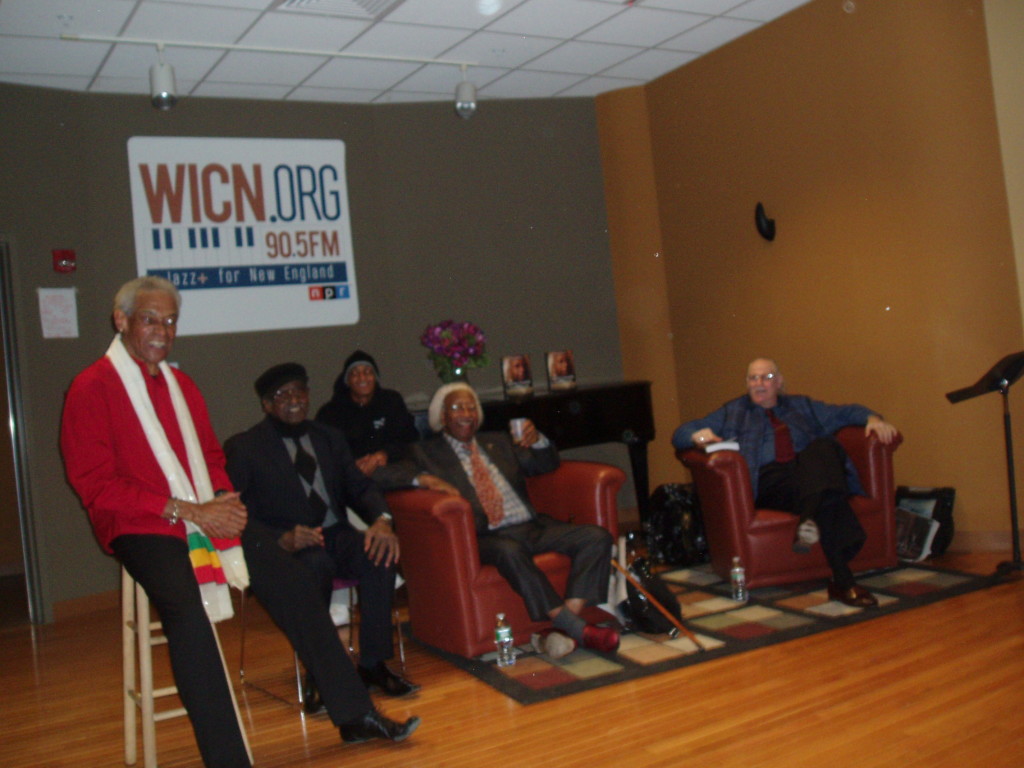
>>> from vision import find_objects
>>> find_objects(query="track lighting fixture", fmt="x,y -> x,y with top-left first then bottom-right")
455,65 -> 477,120
149,44 -> 177,110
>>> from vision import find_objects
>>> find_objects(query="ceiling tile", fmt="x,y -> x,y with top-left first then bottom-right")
579,6 -> 709,47
639,0 -> 748,14
559,75 -> 645,97
486,0 -> 624,38
524,41 -> 643,76
725,0 -> 812,23
342,22 -> 472,59
207,51 -> 329,85
0,0 -> 135,38
123,2 -> 261,43
0,37 -> 109,75
661,16 -> 761,53
304,56 -> 421,89
384,0 -> 527,29
192,81 -> 295,100
602,48 -> 699,80
442,30 -> 561,68
481,69 -> 585,98
239,12 -> 370,50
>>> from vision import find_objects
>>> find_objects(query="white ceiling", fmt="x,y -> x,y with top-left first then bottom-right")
0,0 -> 811,106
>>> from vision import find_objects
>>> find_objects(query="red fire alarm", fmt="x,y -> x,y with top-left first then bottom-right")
52,249 -> 76,273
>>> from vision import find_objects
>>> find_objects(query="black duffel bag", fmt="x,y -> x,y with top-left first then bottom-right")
646,483 -> 710,567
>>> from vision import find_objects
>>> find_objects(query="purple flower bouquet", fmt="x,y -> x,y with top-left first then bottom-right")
420,320 -> 489,383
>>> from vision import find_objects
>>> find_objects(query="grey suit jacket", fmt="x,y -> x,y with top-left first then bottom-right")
401,431 -> 560,535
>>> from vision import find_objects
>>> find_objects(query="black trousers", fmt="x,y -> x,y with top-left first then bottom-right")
755,437 -> 866,589
113,534 -> 251,768
114,524 -> 373,766
242,521 -> 373,722
477,514 -> 613,621
292,523 -> 396,669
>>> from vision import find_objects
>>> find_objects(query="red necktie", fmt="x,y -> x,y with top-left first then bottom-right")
766,409 -> 796,463
469,442 -> 505,526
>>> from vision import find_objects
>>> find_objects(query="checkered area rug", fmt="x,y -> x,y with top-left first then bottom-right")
415,564 -> 991,704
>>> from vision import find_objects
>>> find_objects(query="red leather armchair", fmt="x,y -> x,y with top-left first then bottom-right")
385,460 -> 625,658
677,427 -> 902,589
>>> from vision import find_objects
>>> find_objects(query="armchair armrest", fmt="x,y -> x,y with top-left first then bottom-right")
677,447 -> 756,524
385,488 -> 483,584
835,426 -> 902,502
525,460 -> 625,539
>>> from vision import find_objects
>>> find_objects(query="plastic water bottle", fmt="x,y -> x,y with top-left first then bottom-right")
730,556 -> 748,603
494,612 -> 515,667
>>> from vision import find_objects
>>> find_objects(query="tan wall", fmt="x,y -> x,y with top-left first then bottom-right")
986,0 -> 1024,326
595,85 -> 681,500
600,0 -> 1023,549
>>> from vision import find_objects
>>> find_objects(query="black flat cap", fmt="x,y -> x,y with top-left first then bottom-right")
255,362 -> 308,400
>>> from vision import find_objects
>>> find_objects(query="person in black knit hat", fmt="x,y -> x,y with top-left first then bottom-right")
315,350 -> 420,488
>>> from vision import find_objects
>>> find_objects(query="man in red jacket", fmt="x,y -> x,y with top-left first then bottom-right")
61,277 -> 418,767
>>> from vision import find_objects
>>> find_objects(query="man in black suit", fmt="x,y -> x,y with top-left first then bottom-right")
395,382 -> 620,658
224,363 -> 418,704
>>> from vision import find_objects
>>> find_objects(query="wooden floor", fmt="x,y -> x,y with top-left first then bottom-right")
2,552 -> 1022,768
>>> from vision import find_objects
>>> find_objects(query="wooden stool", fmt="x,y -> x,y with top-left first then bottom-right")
122,567 -> 250,767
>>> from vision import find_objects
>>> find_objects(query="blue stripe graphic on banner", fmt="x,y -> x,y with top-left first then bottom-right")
147,262 -> 348,290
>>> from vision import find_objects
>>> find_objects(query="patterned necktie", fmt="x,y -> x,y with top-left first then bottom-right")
766,409 -> 796,463
469,442 -> 504,526
294,439 -> 328,518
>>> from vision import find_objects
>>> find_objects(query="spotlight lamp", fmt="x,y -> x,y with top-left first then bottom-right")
150,44 -> 178,111
455,65 -> 477,120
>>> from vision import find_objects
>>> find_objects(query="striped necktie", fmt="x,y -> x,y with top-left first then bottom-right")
469,441 -> 505,526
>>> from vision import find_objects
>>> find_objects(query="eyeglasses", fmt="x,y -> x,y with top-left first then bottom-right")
446,402 -> 478,413
272,385 -> 309,402
746,373 -> 777,383
136,313 -> 177,328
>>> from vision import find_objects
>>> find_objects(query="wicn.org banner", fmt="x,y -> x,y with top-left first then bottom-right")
127,137 -> 358,336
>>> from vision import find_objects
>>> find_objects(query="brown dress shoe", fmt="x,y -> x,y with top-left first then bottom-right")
828,582 -> 879,608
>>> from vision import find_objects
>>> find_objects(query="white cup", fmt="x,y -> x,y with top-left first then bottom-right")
510,418 -> 527,441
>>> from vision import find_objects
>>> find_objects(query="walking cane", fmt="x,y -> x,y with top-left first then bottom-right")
612,559 -> 706,652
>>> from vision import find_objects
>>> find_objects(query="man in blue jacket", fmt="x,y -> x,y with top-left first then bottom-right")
672,358 -> 898,607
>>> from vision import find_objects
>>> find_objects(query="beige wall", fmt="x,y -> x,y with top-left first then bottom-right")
986,0 -> 1024,325
600,0 -> 1023,549
595,86 -> 681,498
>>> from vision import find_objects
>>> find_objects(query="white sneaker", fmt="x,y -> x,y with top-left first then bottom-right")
530,629 -> 577,660
793,520 -> 820,553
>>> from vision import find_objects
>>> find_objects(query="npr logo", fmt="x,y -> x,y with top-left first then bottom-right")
308,284 -> 350,301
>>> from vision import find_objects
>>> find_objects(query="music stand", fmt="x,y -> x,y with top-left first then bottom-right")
946,351 -> 1024,580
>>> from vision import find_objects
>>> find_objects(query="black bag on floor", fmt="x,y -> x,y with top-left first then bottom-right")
646,483 -> 709,566
896,486 -> 956,556
620,557 -> 683,635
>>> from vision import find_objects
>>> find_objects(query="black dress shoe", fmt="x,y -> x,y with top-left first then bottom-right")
339,710 -> 421,744
358,662 -> 420,698
302,673 -> 324,715
827,581 -> 879,608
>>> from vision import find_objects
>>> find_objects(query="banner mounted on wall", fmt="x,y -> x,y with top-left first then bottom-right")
127,136 -> 358,336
